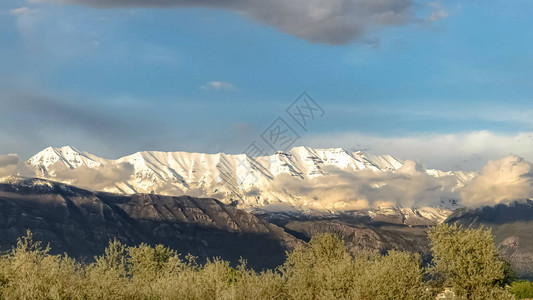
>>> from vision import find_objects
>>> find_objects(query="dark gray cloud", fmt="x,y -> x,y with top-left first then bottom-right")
0,87 -> 260,160
31,0 -> 417,44
0,91 -> 164,159
0,92 -> 129,135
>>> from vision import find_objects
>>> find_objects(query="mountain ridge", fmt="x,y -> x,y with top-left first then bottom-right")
23,146 -> 474,222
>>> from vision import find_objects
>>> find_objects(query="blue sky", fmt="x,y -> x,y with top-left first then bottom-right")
1,0 -> 533,170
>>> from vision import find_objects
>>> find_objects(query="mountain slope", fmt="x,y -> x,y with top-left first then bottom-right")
0,175 -> 456,272
445,200 -> 533,279
0,176 -> 300,269
283,220 -> 432,261
24,146 -> 472,221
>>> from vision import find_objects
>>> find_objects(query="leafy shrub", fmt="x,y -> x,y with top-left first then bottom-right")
0,230 -> 82,300
281,233 -> 431,300
0,227 -> 519,300
510,280 -> 533,299
428,223 -> 515,300
352,250 -> 431,300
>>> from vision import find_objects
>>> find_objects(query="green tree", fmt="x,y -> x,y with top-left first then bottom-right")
510,280 -> 533,299
282,233 -> 431,300
282,233 -> 355,299
352,250 -> 432,300
228,261 -> 285,300
0,230 -> 82,300
84,239 -> 130,299
428,223 -> 515,300
127,243 -> 183,298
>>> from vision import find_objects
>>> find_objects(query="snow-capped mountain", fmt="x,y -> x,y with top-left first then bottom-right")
24,146 -> 474,222
27,146 -> 105,175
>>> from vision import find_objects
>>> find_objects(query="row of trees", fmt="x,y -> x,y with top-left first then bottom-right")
0,224 -> 525,299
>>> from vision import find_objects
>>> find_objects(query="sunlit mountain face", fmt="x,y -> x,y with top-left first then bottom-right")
18,145 -> 473,222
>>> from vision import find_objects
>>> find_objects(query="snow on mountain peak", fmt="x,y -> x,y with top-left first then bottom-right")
27,146 -> 103,175
24,146 -> 472,220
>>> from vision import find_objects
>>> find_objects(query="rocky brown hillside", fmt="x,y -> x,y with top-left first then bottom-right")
0,176 -> 300,269
282,219 -> 432,261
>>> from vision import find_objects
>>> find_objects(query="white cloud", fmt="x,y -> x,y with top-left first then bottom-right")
0,154 -> 20,177
9,7 -> 37,16
461,156 -> 533,207
49,162 -> 134,190
301,131 -> 533,171
268,163 -> 460,210
427,2 -> 449,21
267,155 -> 533,210
200,81 -> 238,91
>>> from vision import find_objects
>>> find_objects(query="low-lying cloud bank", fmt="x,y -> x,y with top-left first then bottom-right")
269,161 -> 460,211
0,155 -> 19,177
27,0 -> 445,45
273,155 -> 533,209
268,156 -> 533,210
460,156 -> 533,207
48,162 -> 135,191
